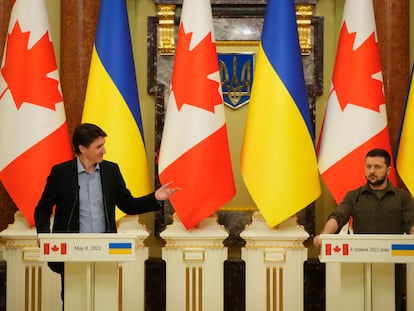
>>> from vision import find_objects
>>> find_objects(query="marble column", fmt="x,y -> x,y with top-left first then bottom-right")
374,0 -> 410,158
60,0 -> 100,134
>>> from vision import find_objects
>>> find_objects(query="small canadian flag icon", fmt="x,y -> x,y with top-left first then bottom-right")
325,243 -> 349,256
43,243 -> 67,255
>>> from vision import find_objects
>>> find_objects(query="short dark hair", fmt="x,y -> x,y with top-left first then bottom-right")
72,123 -> 107,154
366,148 -> 391,167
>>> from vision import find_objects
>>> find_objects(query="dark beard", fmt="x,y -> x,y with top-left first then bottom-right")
367,175 -> 387,187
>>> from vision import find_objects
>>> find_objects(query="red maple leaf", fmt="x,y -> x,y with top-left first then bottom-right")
172,24 -> 222,113
0,21 -> 62,110
333,245 -> 341,253
332,22 -> 384,112
51,244 -> 60,252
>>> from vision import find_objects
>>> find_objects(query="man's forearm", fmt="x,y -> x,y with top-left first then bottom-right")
320,218 -> 339,234
313,218 -> 339,247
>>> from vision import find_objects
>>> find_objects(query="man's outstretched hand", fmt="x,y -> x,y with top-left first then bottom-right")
155,181 -> 181,201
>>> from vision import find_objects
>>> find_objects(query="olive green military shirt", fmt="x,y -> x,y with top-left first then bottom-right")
328,181 -> 414,234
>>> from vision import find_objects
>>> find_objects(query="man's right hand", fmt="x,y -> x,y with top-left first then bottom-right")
313,235 -> 322,248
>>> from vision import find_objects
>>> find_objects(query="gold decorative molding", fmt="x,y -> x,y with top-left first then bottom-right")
244,242 -> 306,249
295,4 -> 314,55
219,205 -> 257,212
157,4 -> 176,55
1,240 -> 37,249
156,4 -> 314,56
163,241 -> 225,249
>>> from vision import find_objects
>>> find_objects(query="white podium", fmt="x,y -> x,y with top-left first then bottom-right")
320,234 -> 414,311
160,215 -> 228,311
38,233 -> 137,311
240,214 -> 309,311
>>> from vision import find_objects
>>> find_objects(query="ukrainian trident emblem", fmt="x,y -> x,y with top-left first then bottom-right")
218,53 -> 254,109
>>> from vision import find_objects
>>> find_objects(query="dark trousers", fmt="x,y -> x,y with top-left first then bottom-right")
48,262 -> 64,310
395,263 -> 406,311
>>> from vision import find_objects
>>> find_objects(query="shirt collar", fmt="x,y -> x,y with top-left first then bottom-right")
361,179 -> 396,195
76,157 -> 100,174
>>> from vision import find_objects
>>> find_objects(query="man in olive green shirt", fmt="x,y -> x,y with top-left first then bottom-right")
314,148 -> 414,248
313,148 -> 414,310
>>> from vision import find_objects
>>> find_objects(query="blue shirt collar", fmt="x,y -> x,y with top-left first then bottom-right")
76,157 -> 100,174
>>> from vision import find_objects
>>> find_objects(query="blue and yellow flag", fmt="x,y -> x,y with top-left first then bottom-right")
82,0 -> 151,218
395,64 -> 414,195
240,0 -> 321,227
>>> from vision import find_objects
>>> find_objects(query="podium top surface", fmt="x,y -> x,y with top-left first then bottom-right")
319,234 -> 414,263
38,233 -> 138,262
38,233 -> 139,239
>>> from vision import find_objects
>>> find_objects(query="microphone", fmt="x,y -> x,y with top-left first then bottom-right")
100,169 -> 110,232
67,186 -> 79,232
103,194 -> 110,232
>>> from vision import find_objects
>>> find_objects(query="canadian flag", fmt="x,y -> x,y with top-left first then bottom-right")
158,0 -> 235,229
0,0 -> 72,226
317,0 -> 396,203
325,243 -> 349,256
43,243 -> 67,255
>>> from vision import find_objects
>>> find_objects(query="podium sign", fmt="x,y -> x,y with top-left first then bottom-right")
320,234 -> 414,263
38,233 -> 142,311
38,233 -> 136,262
319,234 -> 414,311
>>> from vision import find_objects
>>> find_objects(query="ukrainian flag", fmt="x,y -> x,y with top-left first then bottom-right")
391,244 -> 414,257
82,0 -> 151,218
240,0 -> 321,227
108,242 -> 133,255
395,64 -> 414,195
